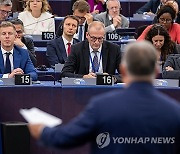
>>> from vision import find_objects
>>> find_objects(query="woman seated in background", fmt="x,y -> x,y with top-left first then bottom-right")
138,5 -> 180,44
162,54 -> 180,79
18,0 -> 55,35
152,0 -> 180,24
88,0 -> 106,14
145,24 -> 178,66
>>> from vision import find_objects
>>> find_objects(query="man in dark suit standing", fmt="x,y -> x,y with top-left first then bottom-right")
10,18 -> 37,67
46,15 -> 79,67
61,21 -> 121,81
0,21 -> 37,80
28,41 -> 180,154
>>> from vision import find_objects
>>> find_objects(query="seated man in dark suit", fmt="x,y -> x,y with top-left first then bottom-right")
10,18 -> 37,67
162,54 -> 180,79
28,41 -> 180,154
56,0 -> 93,41
46,15 -> 79,67
0,21 -> 37,80
94,0 -> 129,33
61,21 -> 121,82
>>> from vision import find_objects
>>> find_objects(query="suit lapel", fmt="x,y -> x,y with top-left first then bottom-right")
57,37 -> 67,62
83,41 -> 90,73
13,48 -> 21,69
0,49 -> 4,73
101,42 -> 108,72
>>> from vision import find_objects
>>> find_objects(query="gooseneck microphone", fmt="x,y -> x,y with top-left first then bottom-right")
24,15 -> 54,27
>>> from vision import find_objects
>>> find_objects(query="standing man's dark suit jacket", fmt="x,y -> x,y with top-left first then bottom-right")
46,36 -> 79,67
136,0 -> 160,14
0,45 -> 37,80
40,82 -> 180,154
61,40 -> 121,80
162,54 -> 180,79
22,36 -> 37,67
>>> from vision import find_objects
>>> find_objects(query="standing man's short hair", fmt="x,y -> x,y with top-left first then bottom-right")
72,0 -> 90,13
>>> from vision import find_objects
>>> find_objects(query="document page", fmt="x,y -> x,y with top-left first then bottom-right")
20,108 -> 62,127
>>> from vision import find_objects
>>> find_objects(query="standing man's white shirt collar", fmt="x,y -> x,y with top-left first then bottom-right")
62,35 -> 73,56
89,44 -> 103,73
2,47 -> 14,78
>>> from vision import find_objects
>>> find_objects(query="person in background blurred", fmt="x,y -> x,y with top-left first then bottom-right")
18,0 -> 55,35
136,0 -> 180,15
88,0 -> 106,14
10,18 -> 37,67
0,0 -> 12,21
145,24 -> 177,66
138,5 -> 180,44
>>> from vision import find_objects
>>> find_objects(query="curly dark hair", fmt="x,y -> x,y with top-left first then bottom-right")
157,5 -> 176,23
145,24 -> 176,62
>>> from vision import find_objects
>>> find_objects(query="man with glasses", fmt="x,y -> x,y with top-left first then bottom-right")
61,21 -> 121,82
56,0 -> 93,41
94,0 -> 129,32
10,18 -> 37,67
0,0 -> 12,21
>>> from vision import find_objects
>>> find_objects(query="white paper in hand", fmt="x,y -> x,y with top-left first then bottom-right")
20,108 -> 62,127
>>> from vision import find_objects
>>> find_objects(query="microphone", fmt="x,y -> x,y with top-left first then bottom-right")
24,15 -> 55,27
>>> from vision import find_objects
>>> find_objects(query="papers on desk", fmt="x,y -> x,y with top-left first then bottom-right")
20,108 -> 62,127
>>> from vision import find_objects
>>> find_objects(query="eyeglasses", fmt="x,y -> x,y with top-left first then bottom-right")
159,18 -> 172,23
0,9 -> 12,16
75,16 -> 86,21
88,33 -> 104,42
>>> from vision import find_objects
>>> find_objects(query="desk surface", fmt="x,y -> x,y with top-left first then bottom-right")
0,83 -> 179,154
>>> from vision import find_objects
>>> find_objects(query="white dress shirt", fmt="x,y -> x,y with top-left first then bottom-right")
89,45 -> 103,73
74,21 -> 86,41
2,47 -> 14,78
62,36 -> 73,56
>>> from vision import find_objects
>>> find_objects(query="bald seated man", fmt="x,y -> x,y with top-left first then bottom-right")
28,41 -> 180,154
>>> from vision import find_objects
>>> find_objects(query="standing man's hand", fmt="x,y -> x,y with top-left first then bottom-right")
28,124 -> 45,140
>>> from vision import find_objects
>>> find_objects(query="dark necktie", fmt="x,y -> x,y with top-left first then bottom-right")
93,51 -> 98,73
78,25 -> 83,41
67,42 -> 71,56
4,52 -> 11,74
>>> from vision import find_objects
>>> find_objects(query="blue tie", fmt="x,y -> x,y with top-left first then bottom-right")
4,52 -> 11,74
78,25 -> 83,41
93,51 -> 98,73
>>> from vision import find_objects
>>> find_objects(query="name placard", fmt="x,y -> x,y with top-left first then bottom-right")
15,74 -> 31,85
96,74 -> 113,85
42,32 -> 54,40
